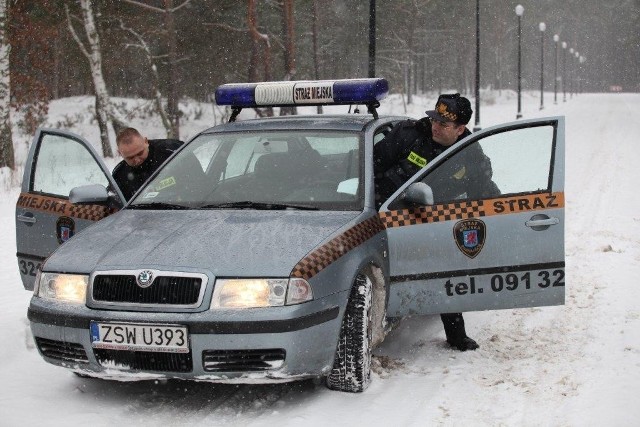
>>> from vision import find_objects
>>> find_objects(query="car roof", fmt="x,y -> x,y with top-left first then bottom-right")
199,114 -> 406,134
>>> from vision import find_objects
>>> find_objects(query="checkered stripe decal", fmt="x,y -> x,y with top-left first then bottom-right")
288,192 -> 564,280
291,216 -> 385,280
379,200 -> 485,228
17,192 -> 115,221
290,202 -> 486,280
68,204 -> 112,221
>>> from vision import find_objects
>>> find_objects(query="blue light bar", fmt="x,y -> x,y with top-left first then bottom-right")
215,78 -> 388,108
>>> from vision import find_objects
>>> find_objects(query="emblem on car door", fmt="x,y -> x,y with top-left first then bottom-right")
453,219 -> 486,259
56,216 -> 75,244
137,270 -> 154,288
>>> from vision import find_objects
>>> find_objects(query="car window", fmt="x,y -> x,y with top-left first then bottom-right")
32,134 -> 109,197
192,140 -> 222,171
132,130 -> 363,210
307,135 -> 357,155
225,137 -> 260,178
373,124 -> 393,144
421,125 -> 555,204
480,126 -> 554,194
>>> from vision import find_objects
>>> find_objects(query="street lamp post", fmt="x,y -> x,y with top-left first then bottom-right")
579,56 -> 586,93
553,34 -> 559,104
574,51 -> 580,97
539,22 -> 546,110
569,47 -> 574,98
515,4 -> 524,119
562,41 -> 567,102
474,0 -> 481,131
368,0 -> 376,78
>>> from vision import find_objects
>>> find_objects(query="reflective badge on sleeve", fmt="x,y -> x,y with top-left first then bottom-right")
407,151 -> 427,168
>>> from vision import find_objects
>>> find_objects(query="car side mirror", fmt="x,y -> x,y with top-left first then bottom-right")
402,182 -> 434,206
69,184 -> 109,205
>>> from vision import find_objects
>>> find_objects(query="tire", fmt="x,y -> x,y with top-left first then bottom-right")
326,272 -> 374,392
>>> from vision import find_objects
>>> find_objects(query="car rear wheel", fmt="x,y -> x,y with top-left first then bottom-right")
326,272 -> 374,392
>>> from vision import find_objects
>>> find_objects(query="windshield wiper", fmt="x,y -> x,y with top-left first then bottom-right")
199,201 -> 319,210
128,202 -> 190,210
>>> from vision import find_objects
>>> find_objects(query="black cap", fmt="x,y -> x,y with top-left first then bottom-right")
425,93 -> 473,125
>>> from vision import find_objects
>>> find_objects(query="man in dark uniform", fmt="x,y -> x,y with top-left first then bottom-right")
112,127 -> 184,201
374,93 -> 499,351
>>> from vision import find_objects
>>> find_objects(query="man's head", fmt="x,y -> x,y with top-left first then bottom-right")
116,128 -> 149,167
425,93 -> 472,147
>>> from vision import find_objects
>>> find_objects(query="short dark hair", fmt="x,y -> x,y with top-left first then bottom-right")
116,127 -> 143,147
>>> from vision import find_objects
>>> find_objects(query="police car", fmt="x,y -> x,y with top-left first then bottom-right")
16,78 -> 565,392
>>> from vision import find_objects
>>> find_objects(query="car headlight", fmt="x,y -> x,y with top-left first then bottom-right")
36,273 -> 88,304
211,278 -> 313,309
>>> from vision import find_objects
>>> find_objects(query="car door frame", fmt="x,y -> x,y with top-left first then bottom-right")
16,127 -> 124,290
379,116 -> 565,316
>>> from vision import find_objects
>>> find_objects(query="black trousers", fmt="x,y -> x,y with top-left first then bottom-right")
440,312 -> 467,342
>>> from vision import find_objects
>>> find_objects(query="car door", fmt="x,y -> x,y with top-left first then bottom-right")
382,117 -> 565,316
16,128 -> 124,290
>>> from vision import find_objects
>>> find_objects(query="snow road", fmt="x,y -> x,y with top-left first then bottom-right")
1,92 -> 639,426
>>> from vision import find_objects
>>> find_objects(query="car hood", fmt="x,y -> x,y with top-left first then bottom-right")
45,209 -> 361,277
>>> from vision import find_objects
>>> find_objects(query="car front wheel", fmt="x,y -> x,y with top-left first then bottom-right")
326,272 -> 374,392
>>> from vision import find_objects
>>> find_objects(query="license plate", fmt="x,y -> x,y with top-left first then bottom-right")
90,322 -> 189,353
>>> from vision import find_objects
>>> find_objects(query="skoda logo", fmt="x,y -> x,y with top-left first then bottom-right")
136,270 -> 154,288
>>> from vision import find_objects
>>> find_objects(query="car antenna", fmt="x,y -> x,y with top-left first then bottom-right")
366,101 -> 380,119
229,106 -> 242,123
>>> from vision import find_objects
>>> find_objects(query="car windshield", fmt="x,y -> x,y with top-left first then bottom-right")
129,130 -> 363,211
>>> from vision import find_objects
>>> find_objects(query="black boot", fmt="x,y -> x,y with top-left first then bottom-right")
440,313 -> 479,351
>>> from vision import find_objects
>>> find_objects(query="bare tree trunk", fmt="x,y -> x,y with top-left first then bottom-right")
248,0 -> 271,81
280,0 -> 296,115
164,0 -> 179,138
67,0 -> 131,158
311,0 -> 322,113
247,0 -> 259,82
282,0 -> 295,80
122,0 -> 192,138
247,0 -> 273,116
120,21 -> 172,135
0,0 -> 13,169
95,96 -> 110,157
53,35 -> 61,99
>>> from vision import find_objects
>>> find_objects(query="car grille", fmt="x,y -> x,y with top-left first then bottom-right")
94,349 -> 193,373
35,338 -> 89,364
92,275 -> 202,305
202,349 -> 286,372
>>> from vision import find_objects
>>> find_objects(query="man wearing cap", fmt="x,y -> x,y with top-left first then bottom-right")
374,93 -> 499,351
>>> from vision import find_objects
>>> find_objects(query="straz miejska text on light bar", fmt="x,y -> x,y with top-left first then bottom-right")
215,78 -> 389,108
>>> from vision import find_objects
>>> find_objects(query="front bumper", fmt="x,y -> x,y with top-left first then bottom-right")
28,291 -> 346,382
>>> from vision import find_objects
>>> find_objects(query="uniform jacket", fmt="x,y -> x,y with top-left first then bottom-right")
112,139 -> 184,201
374,118 -> 499,206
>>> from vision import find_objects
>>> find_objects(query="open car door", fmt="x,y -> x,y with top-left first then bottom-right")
383,117 -> 565,316
15,128 -> 124,290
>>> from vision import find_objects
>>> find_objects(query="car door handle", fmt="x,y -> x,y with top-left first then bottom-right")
17,213 -> 36,224
525,214 -> 559,231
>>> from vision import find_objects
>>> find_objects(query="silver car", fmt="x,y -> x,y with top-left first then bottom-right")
16,79 -> 565,392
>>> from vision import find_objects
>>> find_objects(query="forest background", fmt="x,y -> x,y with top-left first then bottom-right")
1,0 -> 639,165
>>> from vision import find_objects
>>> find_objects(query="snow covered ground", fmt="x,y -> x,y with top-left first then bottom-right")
1,90 -> 639,426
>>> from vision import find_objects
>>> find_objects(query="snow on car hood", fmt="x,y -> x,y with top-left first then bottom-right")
44,209 -> 360,276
